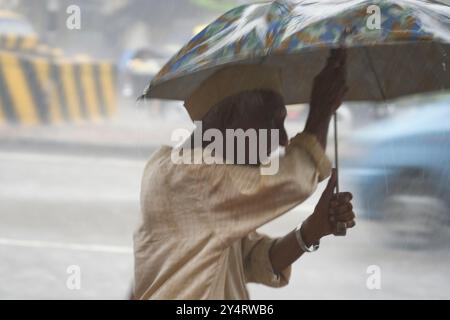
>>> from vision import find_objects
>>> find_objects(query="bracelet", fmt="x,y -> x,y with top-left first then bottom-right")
295,224 -> 320,253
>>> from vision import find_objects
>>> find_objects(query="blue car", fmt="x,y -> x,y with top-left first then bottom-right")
341,94 -> 450,248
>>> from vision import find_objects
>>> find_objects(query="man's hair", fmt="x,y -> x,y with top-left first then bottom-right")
201,90 -> 273,130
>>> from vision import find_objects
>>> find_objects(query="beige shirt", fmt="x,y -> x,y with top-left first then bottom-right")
133,132 -> 331,299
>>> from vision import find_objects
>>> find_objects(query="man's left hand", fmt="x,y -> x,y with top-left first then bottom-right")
302,169 -> 356,245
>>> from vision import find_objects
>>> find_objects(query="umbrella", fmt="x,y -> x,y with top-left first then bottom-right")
143,0 -> 449,102
141,0 -> 450,233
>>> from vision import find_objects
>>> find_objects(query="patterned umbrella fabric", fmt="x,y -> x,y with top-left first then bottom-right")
143,0 -> 450,106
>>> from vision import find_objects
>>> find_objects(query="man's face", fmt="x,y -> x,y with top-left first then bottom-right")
228,90 -> 288,164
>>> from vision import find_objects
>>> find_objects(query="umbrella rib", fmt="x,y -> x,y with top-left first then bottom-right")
364,47 -> 387,101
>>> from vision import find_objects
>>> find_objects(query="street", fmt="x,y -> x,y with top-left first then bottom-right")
0,150 -> 140,299
0,0 -> 449,302
1,104 -> 450,299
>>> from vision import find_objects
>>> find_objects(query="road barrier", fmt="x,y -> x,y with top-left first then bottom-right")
0,51 -> 117,125
0,34 -> 39,53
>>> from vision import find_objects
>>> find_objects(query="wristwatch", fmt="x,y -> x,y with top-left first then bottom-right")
295,224 -> 320,253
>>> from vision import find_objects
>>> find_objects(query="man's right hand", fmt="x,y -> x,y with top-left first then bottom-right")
305,48 -> 348,135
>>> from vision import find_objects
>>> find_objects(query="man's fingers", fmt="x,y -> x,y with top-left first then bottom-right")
332,192 -> 353,202
338,48 -> 347,64
326,51 -> 346,71
330,89 -> 346,110
334,67 -> 347,88
340,86 -> 349,100
329,48 -> 346,61
330,77 -> 346,94
346,220 -> 356,228
331,86 -> 348,111
344,192 -> 354,200
328,49 -> 347,68
334,211 -> 356,222
330,203 -> 353,215
329,76 -> 348,100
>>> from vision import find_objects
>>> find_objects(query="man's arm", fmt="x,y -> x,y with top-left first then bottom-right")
269,48 -> 352,274
304,116 -> 331,151
269,170 -> 355,274
304,48 -> 348,150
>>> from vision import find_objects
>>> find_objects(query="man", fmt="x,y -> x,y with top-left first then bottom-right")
133,49 -> 355,299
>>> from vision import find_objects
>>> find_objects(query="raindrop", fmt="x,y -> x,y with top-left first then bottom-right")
442,62 -> 447,72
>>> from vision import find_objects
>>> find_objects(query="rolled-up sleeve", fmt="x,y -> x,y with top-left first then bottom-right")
287,132 -> 332,182
241,232 -> 291,287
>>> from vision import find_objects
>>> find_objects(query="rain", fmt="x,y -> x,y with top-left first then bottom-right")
0,0 -> 449,300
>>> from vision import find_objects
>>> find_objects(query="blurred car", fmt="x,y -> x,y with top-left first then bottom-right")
341,94 -> 450,248
0,10 -> 38,51
0,10 -> 36,37
119,47 -> 194,118
119,47 -> 166,99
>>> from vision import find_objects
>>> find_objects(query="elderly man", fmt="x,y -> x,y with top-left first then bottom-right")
133,49 -> 355,299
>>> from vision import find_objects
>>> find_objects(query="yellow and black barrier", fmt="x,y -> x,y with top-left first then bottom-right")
0,34 -> 39,53
0,51 -> 117,125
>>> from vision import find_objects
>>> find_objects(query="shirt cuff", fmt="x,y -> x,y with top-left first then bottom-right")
267,238 -> 292,287
287,132 -> 332,182
247,236 -> 291,288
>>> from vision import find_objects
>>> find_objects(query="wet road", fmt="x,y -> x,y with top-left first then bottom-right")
1,113 -> 449,299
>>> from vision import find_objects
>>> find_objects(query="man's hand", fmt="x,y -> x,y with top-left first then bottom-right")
269,169 -> 355,273
302,169 -> 356,245
304,48 -> 348,148
307,48 -> 348,128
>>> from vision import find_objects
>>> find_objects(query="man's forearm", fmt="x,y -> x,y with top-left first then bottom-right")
304,115 -> 331,150
270,117 -> 331,274
269,218 -> 321,274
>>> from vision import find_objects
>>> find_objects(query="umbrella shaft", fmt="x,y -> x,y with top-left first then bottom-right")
333,112 -> 339,194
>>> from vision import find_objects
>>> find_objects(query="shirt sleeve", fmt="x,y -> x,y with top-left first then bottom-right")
204,131 -> 332,248
241,231 -> 291,287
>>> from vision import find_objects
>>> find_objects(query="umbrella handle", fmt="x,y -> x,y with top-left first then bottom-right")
333,112 -> 347,236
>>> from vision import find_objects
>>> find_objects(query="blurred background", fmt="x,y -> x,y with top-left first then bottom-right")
0,0 -> 449,299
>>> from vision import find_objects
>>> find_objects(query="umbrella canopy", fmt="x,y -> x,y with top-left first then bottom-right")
143,0 -> 450,113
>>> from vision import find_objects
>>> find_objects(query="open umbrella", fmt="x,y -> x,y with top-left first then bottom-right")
143,0 -> 449,102
141,0 -> 450,233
